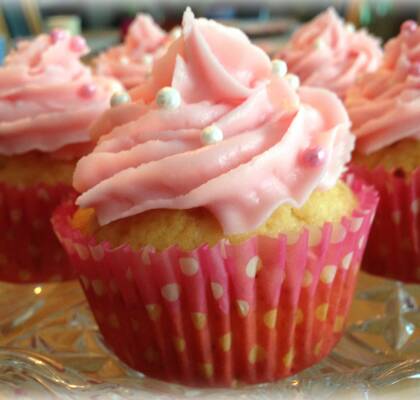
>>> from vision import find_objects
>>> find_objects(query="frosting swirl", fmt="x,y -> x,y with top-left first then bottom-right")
74,8 -> 354,235
95,14 -> 168,90
0,31 -> 119,158
346,20 -> 420,154
277,8 -> 383,98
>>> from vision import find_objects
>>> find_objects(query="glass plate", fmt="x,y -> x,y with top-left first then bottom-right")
1,272 -> 420,399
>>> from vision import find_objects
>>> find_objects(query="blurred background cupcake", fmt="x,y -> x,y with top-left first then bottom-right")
346,20 -> 420,283
53,8 -> 378,387
0,30 -> 119,283
94,14 -> 176,90
275,8 -> 383,99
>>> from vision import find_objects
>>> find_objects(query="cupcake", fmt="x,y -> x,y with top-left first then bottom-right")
95,14 -> 175,90
53,9 -> 378,386
0,30 -> 119,283
346,20 -> 420,283
276,8 -> 383,99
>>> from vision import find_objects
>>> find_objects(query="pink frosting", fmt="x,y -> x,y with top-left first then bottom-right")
346,20 -> 420,154
0,31 -> 120,158
74,9 -> 354,235
95,14 -> 168,90
278,8 -> 383,98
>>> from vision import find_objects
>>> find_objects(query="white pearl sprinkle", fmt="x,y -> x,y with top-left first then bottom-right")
120,56 -> 130,65
285,74 -> 300,90
314,38 -> 327,50
110,91 -> 131,107
170,27 -> 182,40
110,80 -> 124,94
201,125 -> 224,145
156,87 -> 181,110
345,22 -> 356,33
142,54 -> 153,65
271,59 -> 288,77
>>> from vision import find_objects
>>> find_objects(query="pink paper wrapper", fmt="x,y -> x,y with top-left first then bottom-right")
0,182 -> 77,283
350,165 -> 420,283
52,177 -> 378,387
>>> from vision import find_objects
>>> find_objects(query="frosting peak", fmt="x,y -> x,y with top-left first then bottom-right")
0,31 -> 119,158
74,9 -> 354,235
346,20 -> 420,154
277,8 -> 383,98
95,14 -> 168,90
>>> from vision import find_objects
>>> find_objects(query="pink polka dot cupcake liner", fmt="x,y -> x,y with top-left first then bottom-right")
52,177 -> 378,387
350,165 -> 420,283
0,182 -> 76,283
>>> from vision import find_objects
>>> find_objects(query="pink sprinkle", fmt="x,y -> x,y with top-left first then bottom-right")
301,146 -> 325,168
79,83 -> 96,98
408,63 -> 420,76
401,20 -> 417,34
69,36 -> 86,52
50,29 -> 66,43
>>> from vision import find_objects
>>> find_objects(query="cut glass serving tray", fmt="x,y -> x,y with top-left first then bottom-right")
0,272 -> 420,399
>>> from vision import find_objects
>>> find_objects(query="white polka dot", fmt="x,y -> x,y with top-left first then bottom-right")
80,275 -> 89,289
350,217 -> 363,232
174,337 -> 186,352
141,246 -> 153,265
74,243 -> 90,260
126,268 -> 133,281
263,309 -> 277,329
302,270 -> 313,287
392,211 -> 401,225
179,257 -> 199,276
219,332 -> 232,352
320,265 -> 337,284
412,199 -> 419,214
341,252 -> 353,270
245,256 -> 261,278
248,345 -> 266,364
211,282 -> 224,299
146,304 -> 161,321
283,348 -> 295,368
192,312 -> 207,330
309,227 -> 322,247
331,224 -> 346,243
37,188 -> 50,201
201,363 -> 214,379
161,283 -> 180,302
315,303 -> 329,321
236,300 -> 250,317
92,279 -> 105,296
90,245 -> 104,261
287,231 -> 301,245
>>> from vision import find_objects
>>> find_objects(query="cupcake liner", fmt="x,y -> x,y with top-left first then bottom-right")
52,177 -> 378,387
0,182 -> 76,283
350,165 -> 420,283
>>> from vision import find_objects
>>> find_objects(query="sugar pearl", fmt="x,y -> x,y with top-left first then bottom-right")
120,56 -> 130,65
79,83 -> 96,98
170,27 -> 182,40
314,38 -> 327,50
345,22 -> 355,33
401,20 -> 417,34
110,91 -> 131,107
142,54 -> 153,65
50,29 -> 66,43
156,87 -> 181,110
69,36 -> 87,52
285,73 -> 300,90
201,125 -> 224,145
301,146 -> 325,168
272,59 -> 288,77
